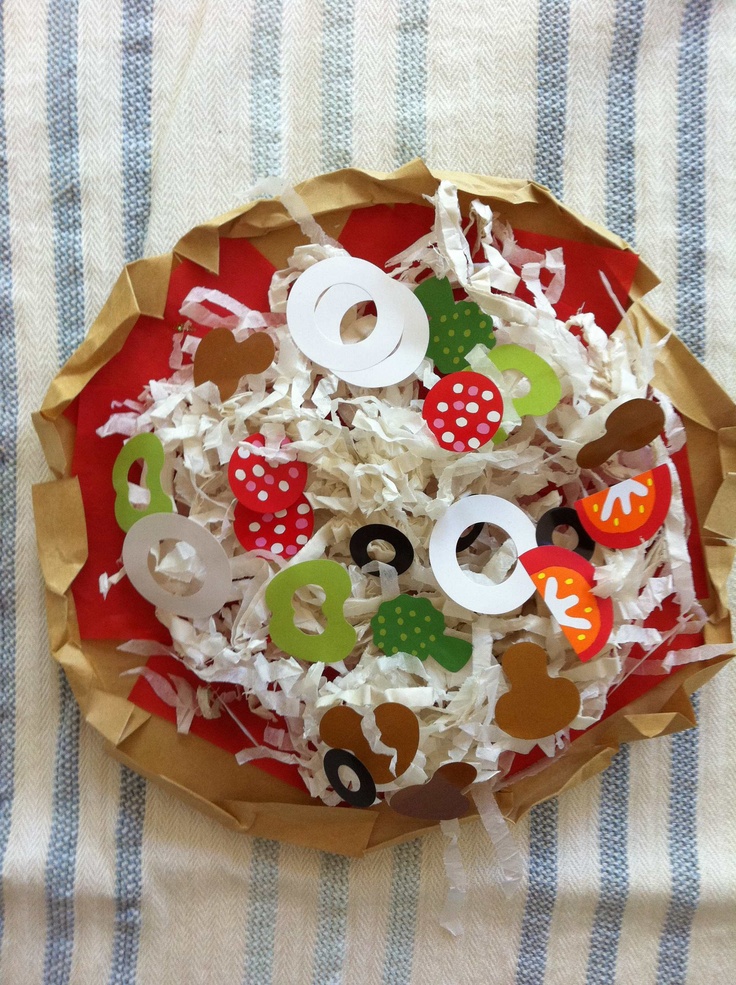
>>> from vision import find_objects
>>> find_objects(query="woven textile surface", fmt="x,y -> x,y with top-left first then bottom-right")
2,1 -> 735,982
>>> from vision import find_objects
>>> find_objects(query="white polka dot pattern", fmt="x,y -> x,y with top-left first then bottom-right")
233,494 -> 315,558
421,371 -> 504,452
227,433 -> 308,513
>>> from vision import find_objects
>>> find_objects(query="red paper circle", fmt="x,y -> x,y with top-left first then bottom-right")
228,434 -> 308,513
422,371 -> 504,451
233,495 -> 315,557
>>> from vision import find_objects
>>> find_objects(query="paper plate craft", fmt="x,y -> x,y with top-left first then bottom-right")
33,162 -> 735,864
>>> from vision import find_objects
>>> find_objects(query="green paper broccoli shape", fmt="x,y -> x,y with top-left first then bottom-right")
414,276 -> 495,374
371,594 -> 472,673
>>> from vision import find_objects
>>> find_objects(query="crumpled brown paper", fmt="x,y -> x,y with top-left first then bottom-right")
32,160 -> 734,857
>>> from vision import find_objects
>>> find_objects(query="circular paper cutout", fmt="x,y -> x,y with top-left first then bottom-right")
422,371 -> 504,452
228,434 -> 308,514
429,496 -> 537,614
349,523 -> 414,576
122,513 -> 233,619
535,506 -> 595,561
323,748 -> 377,808
233,495 -> 314,557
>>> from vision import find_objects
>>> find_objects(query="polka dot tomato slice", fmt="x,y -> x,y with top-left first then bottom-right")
520,546 -> 613,662
233,495 -> 314,558
422,371 -> 503,452
228,434 -> 308,513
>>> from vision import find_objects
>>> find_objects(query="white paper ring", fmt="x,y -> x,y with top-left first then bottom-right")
428,496 -> 537,615
287,256 -> 403,371
322,278 -> 430,387
122,513 -> 233,619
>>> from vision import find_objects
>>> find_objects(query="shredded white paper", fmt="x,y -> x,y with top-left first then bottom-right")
439,818 -> 468,936
472,781 -> 525,898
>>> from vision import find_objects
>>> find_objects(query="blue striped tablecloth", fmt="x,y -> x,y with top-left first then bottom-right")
2,1 -> 735,982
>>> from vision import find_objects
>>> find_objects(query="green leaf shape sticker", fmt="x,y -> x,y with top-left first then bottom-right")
371,593 -> 472,673
414,276 -> 495,374
112,432 -> 174,533
265,559 -> 357,664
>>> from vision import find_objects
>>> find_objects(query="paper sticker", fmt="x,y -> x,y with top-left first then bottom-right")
122,512 -> 233,619
288,258 -> 403,370
228,434 -> 308,514
112,432 -> 174,533
574,464 -> 672,549
371,594 -> 472,672
265,559 -> 356,664
536,506 -> 595,561
388,762 -> 478,821
422,372 -> 504,452
429,496 -> 537,614
322,748 -> 376,808
413,275 -> 495,373
349,524 -> 414,576
233,494 -> 314,557
319,703 -> 420,784
519,546 -> 613,661
193,328 -> 275,400
494,642 -> 580,739
576,398 -> 666,469
487,343 -> 561,417
317,279 -> 430,388
286,256 -> 429,386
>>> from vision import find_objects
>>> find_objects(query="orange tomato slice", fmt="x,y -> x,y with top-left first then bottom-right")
520,546 -> 613,662
574,464 -> 672,550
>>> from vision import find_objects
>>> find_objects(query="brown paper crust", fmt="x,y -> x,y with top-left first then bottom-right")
33,160 -> 734,857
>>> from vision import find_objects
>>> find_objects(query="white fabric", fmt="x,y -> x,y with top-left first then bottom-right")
3,0 -> 735,982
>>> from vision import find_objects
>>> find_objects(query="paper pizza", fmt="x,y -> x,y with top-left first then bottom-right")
33,162 -> 734,857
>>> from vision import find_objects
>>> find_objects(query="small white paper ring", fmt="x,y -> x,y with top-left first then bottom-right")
429,496 -> 536,615
314,282 -> 372,341
287,256 -> 405,371
322,278 -> 430,387
122,513 -> 233,619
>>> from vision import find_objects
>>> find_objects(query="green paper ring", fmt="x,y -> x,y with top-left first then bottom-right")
265,559 -> 357,664
488,343 -> 561,417
112,432 -> 174,532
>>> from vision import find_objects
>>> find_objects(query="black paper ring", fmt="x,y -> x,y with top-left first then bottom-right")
323,748 -> 377,808
455,522 -> 484,553
349,523 -> 414,576
535,507 -> 595,561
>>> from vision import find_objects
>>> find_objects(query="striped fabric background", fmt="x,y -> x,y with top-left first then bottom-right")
2,0 -> 734,981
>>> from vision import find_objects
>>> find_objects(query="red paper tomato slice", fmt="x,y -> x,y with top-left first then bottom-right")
520,546 -> 613,662
574,464 -> 672,550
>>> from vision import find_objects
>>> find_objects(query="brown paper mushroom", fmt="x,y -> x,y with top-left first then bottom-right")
494,642 -> 581,740
387,762 -> 478,820
193,328 -> 275,400
576,398 -> 665,469
318,703 -> 420,784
